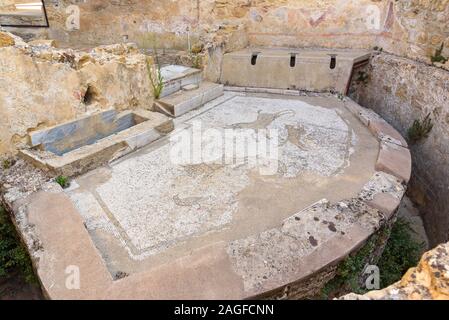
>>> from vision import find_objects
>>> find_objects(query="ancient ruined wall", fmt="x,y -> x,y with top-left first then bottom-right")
350,53 -> 449,246
41,0 -> 200,50
242,0 -> 389,50
15,1 -> 441,61
378,0 -> 449,63
38,0 -> 384,50
0,32 -> 153,157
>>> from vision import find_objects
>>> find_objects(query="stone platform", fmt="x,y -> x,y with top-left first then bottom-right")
221,48 -> 371,94
1,91 -> 411,299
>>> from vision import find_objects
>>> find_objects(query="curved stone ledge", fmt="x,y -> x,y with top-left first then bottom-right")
344,98 -> 412,183
1,92 -> 412,299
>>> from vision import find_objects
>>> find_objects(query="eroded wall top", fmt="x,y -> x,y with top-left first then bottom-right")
7,0 -> 444,63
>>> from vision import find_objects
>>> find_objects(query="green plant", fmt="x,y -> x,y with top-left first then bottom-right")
2,159 -> 11,169
377,218 -> 424,287
430,42 -> 448,64
0,206 -> 37,283
191,53 -> 202,69
356,71 -> 369,86
140,33 -> 165,100
337,93 -> 345,101
321,218 -> 424,299
55,175 -> 70,189
407,113 -> 433,143
147,58 -> 164,100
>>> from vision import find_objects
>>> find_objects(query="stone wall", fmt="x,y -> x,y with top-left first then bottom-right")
0,31 -> 153,157
3,1 -> 444,63
350,52 -> 449,246
4,1 -> 448,86
377,0 -> 449,63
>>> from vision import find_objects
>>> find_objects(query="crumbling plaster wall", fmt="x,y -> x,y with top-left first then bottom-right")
0,31 -> 153,157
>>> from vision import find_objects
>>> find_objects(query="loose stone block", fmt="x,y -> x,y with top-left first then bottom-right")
375,142 -> 412,183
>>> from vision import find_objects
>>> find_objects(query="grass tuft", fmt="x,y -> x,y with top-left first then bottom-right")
55,175 -> 70,189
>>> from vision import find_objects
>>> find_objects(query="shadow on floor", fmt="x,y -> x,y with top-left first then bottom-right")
0,274 -> 43,300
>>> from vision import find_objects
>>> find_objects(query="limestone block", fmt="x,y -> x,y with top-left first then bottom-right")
368,118 -> 408,147
366,193 -> 401,220
375,142 -> 412,183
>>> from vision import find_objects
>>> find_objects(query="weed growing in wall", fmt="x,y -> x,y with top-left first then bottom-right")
140,34 -> 165,100
356,71 -> 369,86
55,175 -> 70,189
337,93 -> 345,101
431,43 -> 448,65
408,113 -> 433,144
191,54 -> 202,69
2,159 -> 12,170
190,43 -> 204,69
147,57 -> 164,100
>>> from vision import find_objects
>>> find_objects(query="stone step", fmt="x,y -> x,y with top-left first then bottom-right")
156,82 -> 224,117
160,65 -> 202,98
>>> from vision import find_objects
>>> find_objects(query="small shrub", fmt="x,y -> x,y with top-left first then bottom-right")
377,218 -> 424,287
55,175 -> 70,189
146,57 -> 164,100
430,42 -> 448,64
356,71 -> 369,86
2,159 -> 11,170
140,34 -> 165,100
337,93 -> 345,101
0,206 -> 37,283
190,43 -> 204,55
407,113 -> 433,143
191,54 -> 202,69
